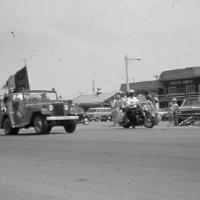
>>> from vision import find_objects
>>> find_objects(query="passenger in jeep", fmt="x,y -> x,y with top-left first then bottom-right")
3,92 -> 15,126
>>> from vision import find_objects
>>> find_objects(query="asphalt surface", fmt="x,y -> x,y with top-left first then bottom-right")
0,121 -> 200,200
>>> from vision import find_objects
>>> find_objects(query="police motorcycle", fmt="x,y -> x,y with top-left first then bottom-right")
118,100 -> 155,129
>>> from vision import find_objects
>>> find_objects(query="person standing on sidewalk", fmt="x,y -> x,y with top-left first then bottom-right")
3,89 -> 15,127
168,101 -> 173,126
110,95 -> 121,126
172,98 -> 179,126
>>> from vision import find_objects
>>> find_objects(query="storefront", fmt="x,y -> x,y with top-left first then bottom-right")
120,67 -> 200,108
120,80 -> 164,96
159,67 -> 200,107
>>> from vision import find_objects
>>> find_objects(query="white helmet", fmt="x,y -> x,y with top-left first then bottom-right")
172,98 -> 177,102
129,89 -> 135,93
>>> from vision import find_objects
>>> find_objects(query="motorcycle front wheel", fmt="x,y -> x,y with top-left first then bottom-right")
123,123 -> 130,128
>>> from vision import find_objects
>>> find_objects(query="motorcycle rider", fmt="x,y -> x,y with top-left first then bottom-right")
126,89 -> 140,106
124,89 -> 140,128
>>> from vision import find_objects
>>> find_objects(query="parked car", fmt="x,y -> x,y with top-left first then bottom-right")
86,107 -> 112,121
178,97 -> 200,123
70,105 -> 90,125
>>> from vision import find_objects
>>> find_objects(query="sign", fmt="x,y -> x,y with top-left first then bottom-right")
169,79 -> 193,86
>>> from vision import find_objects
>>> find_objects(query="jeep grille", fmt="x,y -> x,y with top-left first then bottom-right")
53,104 -> 64,116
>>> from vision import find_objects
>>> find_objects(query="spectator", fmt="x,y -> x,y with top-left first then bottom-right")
154,95 -> 159,112
144,92 -> 161,125
3,92 -> 15,126
119,91 -> 129,124
168,101 -> 173,126
110,95 -> 120,126
172,98 -> 179,126
119,92 -> 127,110
144,91 -> 154,102
144,92 -> 156,110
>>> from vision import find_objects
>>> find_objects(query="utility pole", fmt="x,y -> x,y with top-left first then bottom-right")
92,80 -> 95,95
124,55 -> 129,91
124,55 -> 141,91
22,58 -> 27,66
153,75 -> 159,80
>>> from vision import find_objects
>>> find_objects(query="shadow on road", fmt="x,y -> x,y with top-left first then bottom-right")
0,131 -> 71,137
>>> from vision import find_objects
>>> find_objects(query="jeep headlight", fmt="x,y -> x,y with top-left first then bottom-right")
64,104 -> 69,111
48,104 -> 54,111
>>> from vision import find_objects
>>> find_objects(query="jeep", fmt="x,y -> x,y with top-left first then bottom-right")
0,90 -> 78,135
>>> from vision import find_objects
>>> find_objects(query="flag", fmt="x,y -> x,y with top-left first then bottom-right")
1,66 -> 30,92
15,66 -> 30,92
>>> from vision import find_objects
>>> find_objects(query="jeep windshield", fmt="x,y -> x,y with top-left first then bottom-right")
23,91 -> 58,101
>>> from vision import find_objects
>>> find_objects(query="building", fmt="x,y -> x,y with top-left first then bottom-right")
120,80 -> 163,96
120,66 -> 200,108
159,67 -> 200,107
73,92 -> 118,111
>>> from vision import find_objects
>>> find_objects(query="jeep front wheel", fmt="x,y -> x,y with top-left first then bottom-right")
64,120 -> 76,133
46,126 -> 52,134
4,118 -> 19,135
34,116 -> 48,134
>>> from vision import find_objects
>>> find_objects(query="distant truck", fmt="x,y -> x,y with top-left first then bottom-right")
0,89 -> 78,135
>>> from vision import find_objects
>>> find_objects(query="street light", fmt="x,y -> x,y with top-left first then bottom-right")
124,55 -> 142,91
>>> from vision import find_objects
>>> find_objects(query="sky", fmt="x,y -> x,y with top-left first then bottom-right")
0,0 -> 200,99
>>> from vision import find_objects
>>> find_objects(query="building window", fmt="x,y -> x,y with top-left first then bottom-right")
185,85 -> 195,93
168,87 -> 177,94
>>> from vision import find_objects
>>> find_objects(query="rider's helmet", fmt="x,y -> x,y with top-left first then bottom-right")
129,89 -> 135,93
129,89 -> 135,96
172,98 -> 177,102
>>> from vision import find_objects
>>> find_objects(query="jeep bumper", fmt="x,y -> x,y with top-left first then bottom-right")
46,116 -> 79,121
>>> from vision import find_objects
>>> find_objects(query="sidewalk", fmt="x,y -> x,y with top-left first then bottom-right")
157,121 -> 200,129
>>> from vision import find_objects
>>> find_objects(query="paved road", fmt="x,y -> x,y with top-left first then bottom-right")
0,122 -> 200,200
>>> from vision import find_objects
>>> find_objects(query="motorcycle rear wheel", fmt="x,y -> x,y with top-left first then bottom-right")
144,116 -> 154,128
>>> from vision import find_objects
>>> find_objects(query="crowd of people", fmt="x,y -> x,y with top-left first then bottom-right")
110,90 -> 160,127
110,90 -> 179,127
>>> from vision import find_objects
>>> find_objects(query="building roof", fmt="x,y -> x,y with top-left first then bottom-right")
73,92 -> 117,105
159,67 -> 200,81
120,80 -> 163,92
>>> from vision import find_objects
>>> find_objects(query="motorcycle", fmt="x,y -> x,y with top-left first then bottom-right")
118,105 -> 155,128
